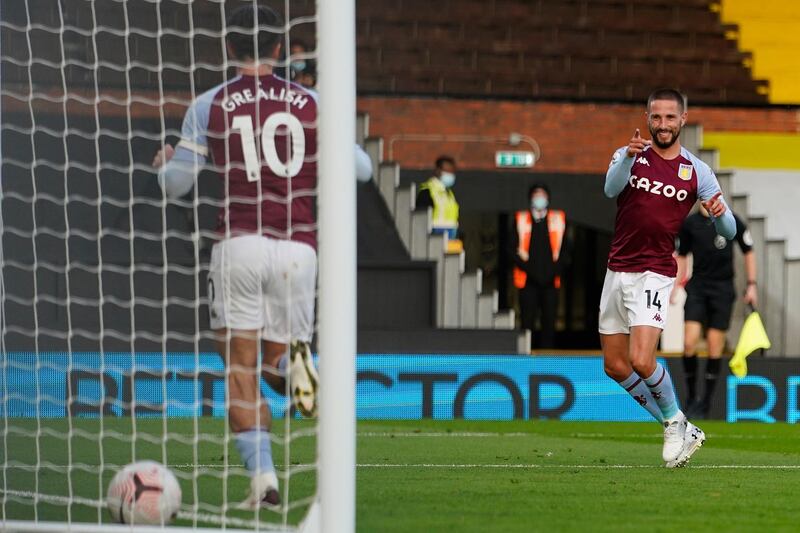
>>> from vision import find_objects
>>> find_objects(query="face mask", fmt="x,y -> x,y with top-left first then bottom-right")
290,60 -> 306,73
440,172 -> 456,188
532,196 -> 548,210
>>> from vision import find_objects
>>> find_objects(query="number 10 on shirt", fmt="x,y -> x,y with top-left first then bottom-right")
231,112 -> 307,181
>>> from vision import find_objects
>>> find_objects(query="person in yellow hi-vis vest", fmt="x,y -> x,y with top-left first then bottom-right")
511,184 -> 569,349
416,156 -> 461,251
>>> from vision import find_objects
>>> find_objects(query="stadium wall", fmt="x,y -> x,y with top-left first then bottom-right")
3,353 -> 798,424
357,96 -> 800,173
4,93 -> 795,176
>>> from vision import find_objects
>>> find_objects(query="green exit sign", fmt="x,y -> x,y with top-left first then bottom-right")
495,151 -> 535,168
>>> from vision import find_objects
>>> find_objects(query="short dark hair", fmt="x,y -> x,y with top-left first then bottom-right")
528,183 -> 550,199
435,156 -> 456,169
647,88 -> 687,113
226,5 -> 283,61
303,60 -> 317,78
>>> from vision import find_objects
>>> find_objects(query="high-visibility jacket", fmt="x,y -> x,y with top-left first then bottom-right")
513,209 -> 566,289
418,177 -> 459,230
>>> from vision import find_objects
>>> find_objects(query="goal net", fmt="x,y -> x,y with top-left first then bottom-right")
1,0 -> 355,530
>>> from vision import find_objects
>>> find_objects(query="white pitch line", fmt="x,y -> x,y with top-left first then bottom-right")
7,461 -> 800,471
357,431 -> 530,438
361,431 -> 798,440
152,463 -> 800,470
569,432 -> 799,440
356,463 -> 800,470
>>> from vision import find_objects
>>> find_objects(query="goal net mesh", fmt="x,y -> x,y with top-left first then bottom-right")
1,0 -> 320,529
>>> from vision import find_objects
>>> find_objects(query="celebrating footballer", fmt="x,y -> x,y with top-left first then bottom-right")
600,88 -> 736,468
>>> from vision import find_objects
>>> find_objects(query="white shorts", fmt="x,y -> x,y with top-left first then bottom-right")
598,269 -> 674,334
208,235 -> 317,343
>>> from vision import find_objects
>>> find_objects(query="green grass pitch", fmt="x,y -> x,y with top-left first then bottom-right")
2,418 -> 799,531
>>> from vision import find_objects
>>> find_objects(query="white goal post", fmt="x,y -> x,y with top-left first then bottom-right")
316,0 -> 357,530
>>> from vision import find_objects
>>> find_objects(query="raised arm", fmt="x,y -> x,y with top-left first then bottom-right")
696,163 -> 735,240
605,148 -> 632,198
605,129 -> 649,198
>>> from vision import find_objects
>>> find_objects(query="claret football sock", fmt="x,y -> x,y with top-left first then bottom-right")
618,371 -> 664,422
235,428 -> 275,475
644,363 -> 680,420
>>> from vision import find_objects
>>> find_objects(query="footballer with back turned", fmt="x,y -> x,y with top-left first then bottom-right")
152,5 -> 371,508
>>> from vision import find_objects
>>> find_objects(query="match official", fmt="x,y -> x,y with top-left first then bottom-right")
673,206 -> 757,418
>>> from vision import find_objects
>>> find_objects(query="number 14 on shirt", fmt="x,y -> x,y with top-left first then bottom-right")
645,289 -> 663,311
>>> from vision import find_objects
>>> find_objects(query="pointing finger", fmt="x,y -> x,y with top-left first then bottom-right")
702,192 -> 722,207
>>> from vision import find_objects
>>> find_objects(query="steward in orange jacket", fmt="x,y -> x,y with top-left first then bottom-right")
511,184 -> 570,349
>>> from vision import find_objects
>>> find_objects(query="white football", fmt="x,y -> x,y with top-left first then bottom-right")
107,460 -> 182,525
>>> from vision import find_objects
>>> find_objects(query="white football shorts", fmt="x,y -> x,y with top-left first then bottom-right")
598,269 -> 674,334
207,235 -> 317,343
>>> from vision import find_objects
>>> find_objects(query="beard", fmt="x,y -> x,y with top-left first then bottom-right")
649,126 -> 681,149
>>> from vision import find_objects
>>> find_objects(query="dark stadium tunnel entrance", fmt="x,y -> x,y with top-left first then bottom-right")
401,168 -> 614,350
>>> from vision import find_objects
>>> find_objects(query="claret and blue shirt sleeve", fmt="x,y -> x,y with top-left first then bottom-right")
604,146 -> 634,198
688,151 -> 736,241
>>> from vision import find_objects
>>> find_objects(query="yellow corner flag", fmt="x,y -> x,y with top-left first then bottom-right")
729,311 -> 771,378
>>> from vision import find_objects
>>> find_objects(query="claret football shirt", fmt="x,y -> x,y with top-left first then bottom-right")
177,74 -> 318,249
604,145 -> 734,277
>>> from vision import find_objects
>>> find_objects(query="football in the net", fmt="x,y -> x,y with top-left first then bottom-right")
106,460 -> 182,525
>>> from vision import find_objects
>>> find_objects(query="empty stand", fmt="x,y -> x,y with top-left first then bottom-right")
1,0 -> 768,104
356,0 -> 768,104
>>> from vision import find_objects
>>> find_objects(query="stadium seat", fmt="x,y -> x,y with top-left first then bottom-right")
354,0 -> 767,105
7,0 -> 766,105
